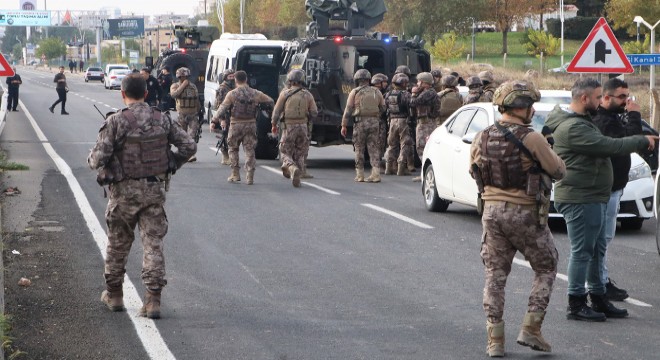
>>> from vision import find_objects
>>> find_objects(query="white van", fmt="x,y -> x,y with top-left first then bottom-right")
104,63 -> 130,77
203,33 -> 286,120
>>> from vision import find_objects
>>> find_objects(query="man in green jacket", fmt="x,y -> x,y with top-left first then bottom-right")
545,78 -> 656,322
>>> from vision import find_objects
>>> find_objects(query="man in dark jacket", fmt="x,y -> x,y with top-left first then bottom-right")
545,78 -> 656,322
141,67 -> 162,107
593,78 -> 643,302
157,68 -> 173,111
5,67 -> 22,111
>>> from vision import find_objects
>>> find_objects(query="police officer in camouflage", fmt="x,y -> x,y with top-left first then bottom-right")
436,74 -> 463,127
341,69 -> 386,183
210,69 -> 236,165
383,73 -> 413,176
271,69 -> 318,187
409,72 -> 439,182
470,81 -> 566,357
479,71 -> 497,102
88,74 -> 197,319
464,75 -> 484,105
393,65 -> 416,173
170,67 -> 200,162
431,68 -> 443,92
218,70 -> 274,185
371,73 -> 389,173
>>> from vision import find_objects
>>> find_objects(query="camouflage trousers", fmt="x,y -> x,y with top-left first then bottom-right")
481,201 -> 558,323
386,117 -> 414,164
415,120 -> 437,159
228,121 -> 257,172
353,117 -> 382,169
178,112 -> 199,139
104,179 -> 168,290
280,123 -> 310,170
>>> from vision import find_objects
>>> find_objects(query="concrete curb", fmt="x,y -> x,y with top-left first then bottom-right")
0,88 -> 7,137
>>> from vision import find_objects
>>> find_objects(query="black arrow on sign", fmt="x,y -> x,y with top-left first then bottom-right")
594,39 -> 611,64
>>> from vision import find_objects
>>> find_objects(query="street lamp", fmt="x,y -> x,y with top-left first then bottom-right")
633,16 -> 660,91
471,18 -> 476,61
559,0 -> 565,66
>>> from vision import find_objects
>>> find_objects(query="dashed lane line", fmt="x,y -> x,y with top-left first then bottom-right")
362,203 -> 434,229
17,99 -> 177,359
260,165 -> 341,195
512,258 -> 652,307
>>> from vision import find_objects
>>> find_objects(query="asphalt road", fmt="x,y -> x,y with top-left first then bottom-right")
2,66 -> 660,359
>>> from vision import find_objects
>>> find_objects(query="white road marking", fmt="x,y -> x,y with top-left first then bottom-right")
260,165 -> 341,195
237,259 -> 274,299
362,203 -> 434,229
511,258 -> 652,307
17,99 -> 177,359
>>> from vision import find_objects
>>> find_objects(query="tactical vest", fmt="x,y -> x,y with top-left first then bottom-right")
176,83 -> 198,109
352,86 -> 380,117
385,90 -> 408,118
232,86 -> 258,119
478,124 -> 534,190
464,89 -> 483,105
437,89 -> 462,124
415,89 -> 437,119
284,89 -> 308,119
214,83 -> 232,109
119,108 -> 170,179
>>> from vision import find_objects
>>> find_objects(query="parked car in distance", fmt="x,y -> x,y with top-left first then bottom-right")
421,102 -> 654,230
84,67 -> 104,82
104,69 -> 131,90
548,63 -> 570,73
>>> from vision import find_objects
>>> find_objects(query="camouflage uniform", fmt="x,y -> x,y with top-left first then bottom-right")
219,83 -> 274,184
480,83 -> 497,103
469,80 -> 566,357
170,80 -> 200,139
211,80 -> 235,165
87,101 -> 196,299
409,87 -> 439,163
384,85 -> 413,174
437,87 -> 463,127
464,76 -> 484,105
342,83 -> 386,182
272,84 -> 318,187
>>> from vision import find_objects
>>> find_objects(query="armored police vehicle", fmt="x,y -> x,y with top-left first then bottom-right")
279,0 -> 431,147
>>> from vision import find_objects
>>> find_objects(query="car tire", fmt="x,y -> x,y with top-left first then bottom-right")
620,218 -> 644,231
423,164 -> 450,212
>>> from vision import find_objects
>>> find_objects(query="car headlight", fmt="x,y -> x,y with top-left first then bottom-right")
628,162 -> 652,182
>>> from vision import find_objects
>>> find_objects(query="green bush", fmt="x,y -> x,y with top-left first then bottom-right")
430,32 -> 465,63
521,29 -> 560,57
622,36 -> 650,54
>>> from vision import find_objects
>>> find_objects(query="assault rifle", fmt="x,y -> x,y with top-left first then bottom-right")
194,107 -> 207,143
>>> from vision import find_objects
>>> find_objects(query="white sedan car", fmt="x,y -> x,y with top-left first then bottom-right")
421,102 -> 654,230
104,69 -> 131,90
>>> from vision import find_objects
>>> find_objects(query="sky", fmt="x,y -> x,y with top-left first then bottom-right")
7,0 -> 198,17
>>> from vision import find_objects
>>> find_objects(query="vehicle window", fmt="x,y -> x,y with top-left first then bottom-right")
356,48 -> 385,75
530,110 -> 550,133
89,67 -> 102,72
447,109 -> 476,137
466,109 -> 489,136
540,96 -> 571,105
249,53 -> 275,65
207,55 -> 215,81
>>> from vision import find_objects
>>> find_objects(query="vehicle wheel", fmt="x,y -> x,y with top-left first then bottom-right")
160,53 -> 199,85
620,218 -> 644,231
423,164 -> 450,212
104,83 -> 108,89
255,109 -> 278,160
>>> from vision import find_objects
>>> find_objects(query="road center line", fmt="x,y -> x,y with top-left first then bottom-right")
362,203 -> 434,229
511,258 -> 652,307
17,99 -> 177,359
260,165 -> 341,195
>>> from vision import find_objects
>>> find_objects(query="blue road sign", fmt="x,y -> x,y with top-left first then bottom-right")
626,54 -> 660,66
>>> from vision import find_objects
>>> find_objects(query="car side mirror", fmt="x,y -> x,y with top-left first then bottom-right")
462,133 -> 476,144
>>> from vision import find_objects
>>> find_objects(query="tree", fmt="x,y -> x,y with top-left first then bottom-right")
12,43 -> 23,61
1,26 -> 26,54
36,38 -> 66,60
575,0 -> 605,16
606,0 -> 660,37
483,0 -> 546,55
522,29 -> 559,57
430,32 -> 465,62
622,36 -> 651,54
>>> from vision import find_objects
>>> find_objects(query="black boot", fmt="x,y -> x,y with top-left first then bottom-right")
605,278 -> 629,301
590,293 -> 628,318
567,294 -> 606,322
61,110 -> 69,115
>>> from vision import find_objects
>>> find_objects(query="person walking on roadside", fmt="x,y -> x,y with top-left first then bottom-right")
340,69 -> 386,183
545,78 -> 657,322
49,66 -> 69,115
217,70 -> 274,185
157,68 -> 173,111
209,69 -> 236,166
170,67 -> 200,162
79,60 -> 84,73
5,67 -> 22,111
271,69 -> 318,187
87,74 -> 197,319
593,78 -> 644,302
470,80 -> 566,357
141,67 -> 162,107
